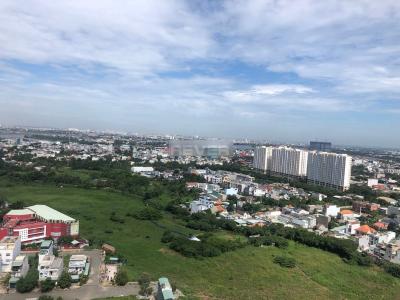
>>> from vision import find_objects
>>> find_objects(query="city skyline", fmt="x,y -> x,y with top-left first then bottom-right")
1,1 -> 400,147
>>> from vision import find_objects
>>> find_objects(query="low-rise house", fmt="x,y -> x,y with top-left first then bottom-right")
339,209 -> 359,220
9,255 -> 29,288
355,225 -> 376,235
0,236 -> 21,272
324,205 -> 340,217
38,255 -> 64,281
189,197 -> 214,214
68,254 -> 88,276
157,277 -> 175,300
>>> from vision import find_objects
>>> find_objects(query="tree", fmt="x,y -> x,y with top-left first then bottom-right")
138,272 -> 151,295
9,200 -> 25,209
115,268 -> 129,286
58,271 -> 72,289
40,278 -> 55,292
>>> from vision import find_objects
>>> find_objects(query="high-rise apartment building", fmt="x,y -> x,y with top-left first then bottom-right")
253,146 -> 272,173
270,147 -> 308,178
307,151 -> 352,191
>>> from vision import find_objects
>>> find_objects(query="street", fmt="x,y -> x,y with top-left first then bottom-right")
0,249 -> 140,300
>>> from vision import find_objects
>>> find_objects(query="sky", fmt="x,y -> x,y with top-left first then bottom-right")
0,0 -> 400,148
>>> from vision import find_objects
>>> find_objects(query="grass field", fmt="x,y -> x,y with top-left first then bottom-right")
2,180 -> 400,299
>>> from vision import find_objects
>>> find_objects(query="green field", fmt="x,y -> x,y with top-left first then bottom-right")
2,181 -> 400,299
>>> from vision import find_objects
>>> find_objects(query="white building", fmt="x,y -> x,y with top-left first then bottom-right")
189,197 -> 214,214
270,147 -> 308,178
324,205 -> 340,217
253,146 -> 272,173
131,166 -> 154,173
68,254 -> 88,276
9,255 -> 29,288
367,178 -> 379,187
38,255 -> 64,281
307,152 -> 352,191
0,236 -> 21,272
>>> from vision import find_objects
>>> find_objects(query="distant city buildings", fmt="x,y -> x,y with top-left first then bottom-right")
309,141 -> 332,152
168,139 -> 231,158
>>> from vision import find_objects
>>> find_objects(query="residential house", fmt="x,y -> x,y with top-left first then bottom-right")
0,236 -> 21,272
38,255 -> 64,281
9,255 -> 29,288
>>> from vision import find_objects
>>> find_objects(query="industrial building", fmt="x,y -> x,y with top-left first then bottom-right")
0,205 -> 79,243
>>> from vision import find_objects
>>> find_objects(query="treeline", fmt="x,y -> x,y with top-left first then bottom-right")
242,224 -> 372,266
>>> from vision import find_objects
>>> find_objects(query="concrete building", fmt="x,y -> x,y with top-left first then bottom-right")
307,152 -> 352,191
38,254 -> 64,281
68,254 -> 88,276
1,205 -> 79,243
0,236 -> 21,272
9,255 -> 29,288
324,205 -> 340,217
253,146 -> 272,173
270,147 -> 308,178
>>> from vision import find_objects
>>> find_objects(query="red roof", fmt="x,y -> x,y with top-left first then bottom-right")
356,225 -> 376,234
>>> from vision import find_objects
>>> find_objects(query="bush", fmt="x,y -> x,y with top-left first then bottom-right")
38,296 -> 55,300
273,256 -> 296,268
133,207 -> 162,220
58,271 -> 72,289
115,269 -> 129,286
384,262 -> 400,278
40,278 -> 55,292
16,266 -> 38,293
138,272 -> 152,296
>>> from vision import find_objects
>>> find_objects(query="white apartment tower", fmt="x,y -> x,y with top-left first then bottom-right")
270,147 -> 308,178
253,146 -> 272,173
307,151 -> 352,191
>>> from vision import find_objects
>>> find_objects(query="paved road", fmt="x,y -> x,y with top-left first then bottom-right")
0,249 -> 140,300
0,283 -> 140,300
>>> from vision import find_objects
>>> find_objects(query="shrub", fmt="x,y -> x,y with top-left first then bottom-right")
58,271 -> 72,289
115,269 -> 129,286
273,256 -> 296,268
133,207 -> 162,220
40,278 -> 55,292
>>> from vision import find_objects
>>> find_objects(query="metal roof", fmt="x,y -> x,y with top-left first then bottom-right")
6,209 -> 33,215
28,205 -> 75,222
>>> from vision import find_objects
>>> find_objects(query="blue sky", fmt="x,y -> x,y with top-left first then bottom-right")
0,0 -> 400,147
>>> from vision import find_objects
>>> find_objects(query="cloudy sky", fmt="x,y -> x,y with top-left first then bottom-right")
0,0 -> 400,147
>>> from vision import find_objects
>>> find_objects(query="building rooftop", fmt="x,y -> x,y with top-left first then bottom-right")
6,209 -> 33,216
28,205 -> 75,222
40,240 -> 53,248
0,236 -> 20,244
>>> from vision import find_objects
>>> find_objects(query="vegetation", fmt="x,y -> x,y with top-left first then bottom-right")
273,256 -> 296,268
16,256 -> 39,293
40,278 -> 55,292
138,272 -> 153,297
3,178 -> 400,299
115,268 -> 129,286
58,271 -> 72,289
